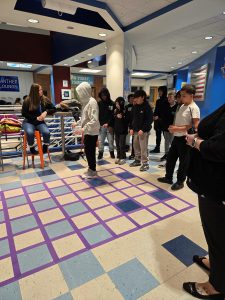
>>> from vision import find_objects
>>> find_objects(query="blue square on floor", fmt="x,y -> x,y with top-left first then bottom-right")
0,281 -> 22,300
0,239 -> 10,257
97,160 -> 110,165
25,184 -> 45,193
54,292 -> 74,300
33,198 -> 57,212
20,172 -> 37,180
116,199 -> 141,212
51,186 -> 71,196
40,174 -> 60,182
0,210 -> 5,222
150,189 -> 172,201
45,220 -> 74,239
88,177 -> 106,187
36,169 -> 55,177
81,224 -> 112,246
109,258 -> 159,300
11,215 -> 38,235
6,195 -> 27,208
68,164 -> 85,171
1,181 -> 22,191
59,251 -> 104,289
117,172 -> 135,180
63,202 -> 88,217
17,244 -> 53,274
162,235 -> 208,267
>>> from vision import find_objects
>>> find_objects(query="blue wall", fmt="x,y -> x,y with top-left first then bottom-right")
175,69 -> 188,91
176,45 -> 225,118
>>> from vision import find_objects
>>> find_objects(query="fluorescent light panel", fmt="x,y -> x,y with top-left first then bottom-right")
132,72 -> 151,76
79,69 -> 102,73
7,63 -> 32,69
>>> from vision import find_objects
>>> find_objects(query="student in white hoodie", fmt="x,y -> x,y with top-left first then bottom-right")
75,82 -> 100,179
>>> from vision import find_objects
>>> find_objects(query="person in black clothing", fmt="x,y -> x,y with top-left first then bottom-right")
114,97 -> 128,165
182,104 -> 225,300
98,88 -> 115,159
22,83 -> 56,154
125,93 -> 135,159
129,90 -> 153,171
150,86 -> 168,154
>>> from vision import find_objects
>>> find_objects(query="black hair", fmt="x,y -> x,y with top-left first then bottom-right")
115,96 -> 125,110
98,87 -> 111,101
158,86 -> 168,98
133,90 -> 147,101
175,91 -> 181,99
128,94 -> 134,100
180,84 -> 196,95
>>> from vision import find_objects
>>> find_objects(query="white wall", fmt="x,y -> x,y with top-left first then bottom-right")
0,70 -> 33,103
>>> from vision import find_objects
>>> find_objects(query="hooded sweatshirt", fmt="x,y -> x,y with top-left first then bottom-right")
76,82 -> 100,136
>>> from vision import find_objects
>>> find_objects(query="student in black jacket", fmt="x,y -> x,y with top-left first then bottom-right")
114,97 -> 128,165
98,88 -> 115,159
183,104 -> 225,300
22,83 -> 56,154
125,93 -> 135,159
129,90 -> 153,171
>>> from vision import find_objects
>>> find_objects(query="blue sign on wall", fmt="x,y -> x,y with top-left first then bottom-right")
0,76 -> 20,92
71,74 -> 94,86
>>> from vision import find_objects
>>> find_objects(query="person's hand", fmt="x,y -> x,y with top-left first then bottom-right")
108,126 -> 113,134
60,102 -> 69,110
130,129 -> 134,136
72,122 -> 77,129
39,111 -> 47,121
117,113 -> 122,119
103,123 -> 108,128
37,116 -> 42,121
186,134 -> 198,147
153,116 -> 159,121
138,130 -> 144,136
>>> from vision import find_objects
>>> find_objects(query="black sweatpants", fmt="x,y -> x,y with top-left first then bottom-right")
115,134 -> 126,159
198,195 -> 225,294
165,136 -> 190,183
155,129 -> 162,149
84,134 -> 98,171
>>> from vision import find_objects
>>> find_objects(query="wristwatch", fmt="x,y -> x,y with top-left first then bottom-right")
191,137 -> 198,148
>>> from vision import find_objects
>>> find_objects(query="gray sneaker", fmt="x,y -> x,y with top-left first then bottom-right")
82,169 -> 97,179
119,159 -> 126,165
115,159 -> 120,164
140,163 -> 149,172
129,160 -> 141,167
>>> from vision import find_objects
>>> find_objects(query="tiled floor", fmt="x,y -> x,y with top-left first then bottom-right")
0,142 -> 209,300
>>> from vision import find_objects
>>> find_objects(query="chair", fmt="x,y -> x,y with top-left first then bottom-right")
23,130 -> 51,169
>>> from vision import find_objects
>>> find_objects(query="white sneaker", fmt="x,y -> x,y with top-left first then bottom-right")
115,159 -> 120,164
82,169 -> 97,179
119,159 -> 126,165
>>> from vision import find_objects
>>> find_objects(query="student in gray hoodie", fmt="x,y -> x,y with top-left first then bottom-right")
75,82 -> 100,179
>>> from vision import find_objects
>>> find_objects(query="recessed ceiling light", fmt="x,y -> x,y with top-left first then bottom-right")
80,57 -> 85,59
98,33 -> 107,37
223,11 -> 225,15
27,18 -> 39,24
105,46 -> 107,49
67,26 -> 74,29
178,62 -> 182,65
79,69 -> 102,73
63,64 -> 68,66
192,51 -> 198,54
87,53 -> 92,56
204,36 -> 213,40
88,61 -> 92,64
131,72 -> 151,76
74,59 -> 79,62
170,66 -> 175,69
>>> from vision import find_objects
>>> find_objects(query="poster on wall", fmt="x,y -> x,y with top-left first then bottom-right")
190,64 -> 208,101
0,76 -> 20,92
71,74 -> 94,86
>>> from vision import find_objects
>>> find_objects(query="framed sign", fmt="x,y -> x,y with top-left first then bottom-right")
0,76 -> 20,92
190,64 -> 208,101
71,74 -> 94,86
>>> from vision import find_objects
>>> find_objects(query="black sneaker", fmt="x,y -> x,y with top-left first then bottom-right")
129,160 -> 141,167
171,182 -> 184,190
157,177 -> 173,184
140,163 -> 149,171
42,144 -> 48,154
129,155 -> 135,160
30,146 -> 38,155
110,151 -> 115,159
98,152 -> 103,159
160,154 -> 167,161
150,148 -> 160,154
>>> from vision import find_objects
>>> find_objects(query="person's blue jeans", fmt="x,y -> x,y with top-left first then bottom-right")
22,121 -> 50,146
98,126 -> 114,152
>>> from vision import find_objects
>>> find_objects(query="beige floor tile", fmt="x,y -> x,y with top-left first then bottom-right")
52,234 -> 85,258
72,212 -> 99,229
0,201 -> 3,209
104,191 -> 127,203
63,176 -> 83,185
97,170 -> 112,177
129,209 -> 158,225
104,175 -> 121,183
71,274 -> 124,300
21,177 -> 43,186
122,187 -> 143,197
134,194 -> 158,206
126,177 -> 145,185
149,203 -> 175,217
0,257 -> 14,282
14,229 -> 44,251
95,206 -> 121,221
70,182 -> 90,192
46,180 -> 64,188
76,189 -> 99,200
95,184 -> 116,194
166,198 -> 190,211
85,196 -> 109,209
106,216 -> 136,235
56,193 -> 78,205
8,204 -> 32,219
4,188 -> 24,199
38,208 -> 65,225
0,223 -> 7,238
0,176 -> 20,185
110,167 -> 124,174
138,183 -> 158,193
112,181 -> 131,189
19,264 -> 69,300
29,190 -> 51,202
